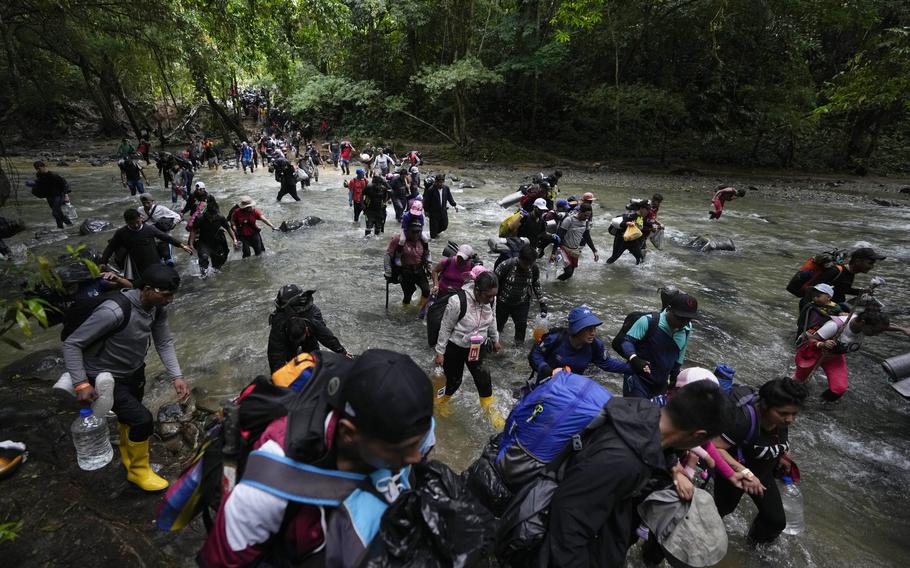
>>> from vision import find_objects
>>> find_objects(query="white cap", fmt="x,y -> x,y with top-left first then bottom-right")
194,181 -> 206,190
812,283 -> 834,296
533,198 -> 548,210
675,368 -> 719,389
456,244 -> 474,260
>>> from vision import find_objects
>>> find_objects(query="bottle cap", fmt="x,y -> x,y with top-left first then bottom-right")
79,408 -> 93,417
782,475 -> 793,484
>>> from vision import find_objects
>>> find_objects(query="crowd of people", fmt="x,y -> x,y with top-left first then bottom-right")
26,119 -> 907,568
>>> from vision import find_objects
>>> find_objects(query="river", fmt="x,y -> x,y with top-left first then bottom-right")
2,156 -> 909,567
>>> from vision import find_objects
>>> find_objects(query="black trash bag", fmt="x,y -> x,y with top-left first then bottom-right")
495,474 -> 560,568
359,459 -> 498,568
463,434 -> 513,517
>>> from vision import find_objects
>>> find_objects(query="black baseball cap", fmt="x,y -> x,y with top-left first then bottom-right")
340,349 -> 433,443
138,264 -> 181,291
668,293 -> 699,320
851,247 -> 886,261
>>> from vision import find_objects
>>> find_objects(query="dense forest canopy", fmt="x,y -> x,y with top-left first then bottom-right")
0,0 -> 908,172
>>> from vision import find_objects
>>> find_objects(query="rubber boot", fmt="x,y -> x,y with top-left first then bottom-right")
117,423 -> 131,470
479,396 -> 505,430
122,427 -> 169,491
434,395 -> 454,417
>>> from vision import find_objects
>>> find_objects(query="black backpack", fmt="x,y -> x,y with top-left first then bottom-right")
60,291 -> 134,342
610,311 -> 660,356
426,288 -> 468,348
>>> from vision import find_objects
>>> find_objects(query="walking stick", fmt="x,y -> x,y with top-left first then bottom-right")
385,277 -> 390,311
804,277 -> 885,381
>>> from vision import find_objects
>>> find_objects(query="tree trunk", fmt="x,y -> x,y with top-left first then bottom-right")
200,81 -> 246,142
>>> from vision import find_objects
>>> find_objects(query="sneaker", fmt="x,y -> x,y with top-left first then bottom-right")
52,372 -> 75,397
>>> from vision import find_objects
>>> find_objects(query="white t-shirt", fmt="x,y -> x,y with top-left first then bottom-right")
817,315 -> 863,353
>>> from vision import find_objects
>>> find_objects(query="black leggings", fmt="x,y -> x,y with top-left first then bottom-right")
399,268 -> 430,304
606,234 -> 643,265
443,341 -> 493,398
107,366 -> 154,442
496,301 -> 531,342
353,202 -> 363,222
714,472 -> 786,543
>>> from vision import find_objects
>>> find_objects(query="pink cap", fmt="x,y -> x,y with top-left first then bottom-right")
409,201 -> 424,215
675,368 -> 719,388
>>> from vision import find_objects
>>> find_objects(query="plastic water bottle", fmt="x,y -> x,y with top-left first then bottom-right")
533,314 -> 548,343
62,203 -> 78,222
779,476 -> 805,535
430,366 -> 447,400
71,408 -> 114,471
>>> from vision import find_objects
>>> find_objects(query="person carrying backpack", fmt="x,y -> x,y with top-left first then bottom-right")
100,209 -> 192,279
137,194 -> 182,266
528,305 -> 630,383
711,378 -> 808,544
197,349 -> 435,567
552,202 -> 598,281
347,168 -> 367,223
618,293 -> 698,398
228,196 -> 276,258
540,381 -> 733,566
433,270 -> 504,428
606,200 -> 650,265
266,285 -> 350,373
384,220 -> 431,307
494,245 -> 546,343
28,160 -> 72,229
61,264 -> 188,491
430,244 -> 475,296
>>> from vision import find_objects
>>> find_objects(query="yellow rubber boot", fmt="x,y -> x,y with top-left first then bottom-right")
118,424 -> 131,471
123,433 -> 169,491
479,396 -> 505,430
434,395 -> 454,417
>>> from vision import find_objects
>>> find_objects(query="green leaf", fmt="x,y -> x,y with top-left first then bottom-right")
15,310 -> 31,337
26,299 -> 49,328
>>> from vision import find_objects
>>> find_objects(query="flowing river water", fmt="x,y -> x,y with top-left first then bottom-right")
2,156 -> 909,567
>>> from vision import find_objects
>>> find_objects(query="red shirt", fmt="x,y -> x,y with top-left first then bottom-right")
340,144 -> 353,160
230,207 -> 263,237
348,178 -> 367,202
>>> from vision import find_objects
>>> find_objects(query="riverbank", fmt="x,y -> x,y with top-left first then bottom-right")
0,351 -> 201,567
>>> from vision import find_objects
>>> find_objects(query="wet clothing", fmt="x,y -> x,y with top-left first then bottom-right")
814,265 -> 860,304
388,175 -> 409,220
794,315 -> 854,399
716,400 -> 789,543
273,159 -> 300,202
423,184 -> 457,239
494,258 -> 545,342
101,224 -> 183,277
192,213 -> 231,272
348,177 -> 367,222
436,257 -> 473,294
437,282 -> 498,398
229,207 -> 267,257
516,211 -> 549,249
542,398 -> 669,567
267,301 -> 347,372
33,171 -> 72,228
620,311 -> 691,398
363,180 -> 389,235
529,331 -> 630,382
121,160 -> 145,195
386,236 -> 430,304
607,212 -> 646,265
555,213 -> 596,280
710,187 -> 737,219
138,204 -> 181,264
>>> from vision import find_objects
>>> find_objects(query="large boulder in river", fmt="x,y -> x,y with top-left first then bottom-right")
280,216 -> 322,232
687,235 -> 736,252
0,216 -> 25,239
79,218 -> 114,235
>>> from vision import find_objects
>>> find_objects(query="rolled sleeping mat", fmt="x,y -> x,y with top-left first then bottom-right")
487,236 -> 530,254
497,191 -> 523,209
882,351 -> 910,381
359,153 -> 371,162
546,219 -> 557,234
443,241 -> 460,258
608,216 -> 623,236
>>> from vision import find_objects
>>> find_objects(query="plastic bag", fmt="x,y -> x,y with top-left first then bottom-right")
463,435 -> 513,517
623,223 -> 643,241
649,228 -> 664,250
359,460 -> 498,568
495,474 -> 560,567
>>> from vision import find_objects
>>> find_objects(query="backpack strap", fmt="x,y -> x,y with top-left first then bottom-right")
643,312 -> 661,341
738,394 -> 759,447
240,450 -> 367,506
456,288 -> 468,322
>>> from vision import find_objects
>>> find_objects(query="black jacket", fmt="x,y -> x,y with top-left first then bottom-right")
422,184 -> 456,219
34,171 -> 69,198
267,300 -> 347,372
100,224 -> 183,276
541,398 -> 668,568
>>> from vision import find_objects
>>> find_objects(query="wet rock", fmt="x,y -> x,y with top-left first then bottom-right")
687,235 -> 736,252
0,216 -> 25,239
872,198 -> 901,207
748,185 -> 759,191
0,348 -> 64,382
88,158 -> 105,167
56,160 -> 69,167
670,167 -> 701,176
900,187 -> 910,194
79,218 -> 114,235
280,216 -> 322,231
155,397 -> 197,439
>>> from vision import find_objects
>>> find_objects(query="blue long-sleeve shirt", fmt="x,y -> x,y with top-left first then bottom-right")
529,332 -> 631,381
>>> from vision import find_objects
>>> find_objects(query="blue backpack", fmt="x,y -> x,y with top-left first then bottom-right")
495,369 -> 612,489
